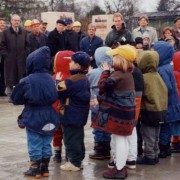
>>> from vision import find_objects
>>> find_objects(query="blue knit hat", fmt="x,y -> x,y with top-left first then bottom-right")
71,52 -> 90,68
65,18 -> 73,25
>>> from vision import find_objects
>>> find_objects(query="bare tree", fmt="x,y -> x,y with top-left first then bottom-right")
0,0 -> 48,20
157,0 -> 180,11
48,0 -> 75,11
104,0 -> 139,17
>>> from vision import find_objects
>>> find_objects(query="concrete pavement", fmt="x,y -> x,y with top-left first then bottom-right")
0,96 -> 180,180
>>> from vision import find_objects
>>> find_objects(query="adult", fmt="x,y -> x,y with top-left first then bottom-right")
159,26 -> 174,41
40,20 -> 49,37
80,23 -> 103,68
0,19 -> 6,96
0,19 -> 6,32
47,19 -> 66,58
64,18 -> 79,52
72,21 -> 86,50
132,15 -> 158,45
159,27 -> 176,49
29,19 -> 47,53
24,20 -> 32,33
174,17 -> 180,51
105,12 -> 132,48
0,14 -> 29,96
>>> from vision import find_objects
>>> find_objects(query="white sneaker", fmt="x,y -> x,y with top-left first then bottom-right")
60,162 -> 80,171
5,86 -> 12,96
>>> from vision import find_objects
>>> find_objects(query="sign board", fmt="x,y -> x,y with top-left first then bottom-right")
41,11 -> 74,31
92,14 -> 114,41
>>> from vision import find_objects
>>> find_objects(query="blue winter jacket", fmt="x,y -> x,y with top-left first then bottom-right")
154,41 -> 180,122
11,46 -> 60,135
80,35 -> 103,68
57,69 -> 90,127
87,46 -> 112,113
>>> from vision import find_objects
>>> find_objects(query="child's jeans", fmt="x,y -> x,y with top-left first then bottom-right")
62,125 -> 85,167
26,129 -> 53,161
91,112 -> 111,143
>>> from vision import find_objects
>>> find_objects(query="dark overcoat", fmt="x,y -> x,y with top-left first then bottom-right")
0,26 -> 29,86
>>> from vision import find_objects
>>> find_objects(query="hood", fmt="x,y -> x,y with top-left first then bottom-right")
173,51 -> 180,71
26,46 -> 51,75
95,47 -> 113,68
138,51 -> 159,74
54,50 -> 74,75
153,41 -> 174,67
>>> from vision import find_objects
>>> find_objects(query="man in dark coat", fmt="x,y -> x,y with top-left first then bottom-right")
29,19 -> 47,53
72,21 -> 86,50
174,17 -> 180,51
0,14 -> 29,96
47,19 -> 66,58
80,23 -> 103,68
64,18 -> 79,52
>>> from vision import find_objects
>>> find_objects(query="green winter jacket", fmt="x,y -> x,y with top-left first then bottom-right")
138,51 -> 168,126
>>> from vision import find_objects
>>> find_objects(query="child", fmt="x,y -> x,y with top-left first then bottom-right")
107,54 -> 144,170
57,51 -> 91,171
126,58 -> 144,169
153,41 -> 180,158
135,37 -> 143,50
92,45 -> 137,179
137,50 -> 168,165
165,36 -> 176,48
52,50 -> 74,162
142,33 -> 150,50
170,51 -> 180,153
87,47 -> 112,160
11,46 -> 60,178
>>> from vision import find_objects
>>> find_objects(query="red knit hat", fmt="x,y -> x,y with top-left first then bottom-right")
53,50 -> 75,80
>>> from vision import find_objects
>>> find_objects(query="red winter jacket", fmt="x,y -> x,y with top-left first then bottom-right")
173,51 -> 180,102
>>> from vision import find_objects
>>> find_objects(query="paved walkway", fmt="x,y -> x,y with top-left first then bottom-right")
0,96 -> 180,180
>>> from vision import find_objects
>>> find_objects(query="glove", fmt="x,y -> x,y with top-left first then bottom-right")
17,114 -> 25,129
55,72 -> 62,81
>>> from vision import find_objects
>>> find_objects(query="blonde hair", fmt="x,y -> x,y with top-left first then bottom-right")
87,23 -> 96,30
113,55 -> 134,72
113,13 -> 124,21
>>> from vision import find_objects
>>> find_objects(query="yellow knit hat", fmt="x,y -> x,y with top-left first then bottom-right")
73,21 -> 81,27
106,45 -> 137,62
24,20 -> 32,27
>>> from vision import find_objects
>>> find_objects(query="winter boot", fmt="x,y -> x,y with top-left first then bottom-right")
41,158 -> 50,177
137,140 -> 143,157
136,156 -> 156,165
103,166 -> 127,179
166,143 -> 171,156
171,142 -> 180,153
159,144 -> 167,158
102,141 -> 111,159
53,149 -> 62,163
89,142 -> 105,160
24,160 -> 41,179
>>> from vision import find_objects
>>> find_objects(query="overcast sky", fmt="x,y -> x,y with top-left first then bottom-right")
138,0 -> 159,12
77,0 -> 159,12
